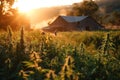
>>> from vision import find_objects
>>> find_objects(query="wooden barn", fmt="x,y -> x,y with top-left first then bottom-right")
45,15 -> 103,32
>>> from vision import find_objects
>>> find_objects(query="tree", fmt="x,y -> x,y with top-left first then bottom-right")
0,0 -> 14,16
0,0 -> 15,30
112,11 -> 120,25
0,0 -> 30,31
69,0 -> 99,16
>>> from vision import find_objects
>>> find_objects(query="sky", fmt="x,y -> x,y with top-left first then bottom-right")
13,0 -> 83,12
33,0 -> 82,7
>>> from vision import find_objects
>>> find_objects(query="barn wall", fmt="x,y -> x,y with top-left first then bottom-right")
50,16 -> 68,27
49,16 -> 103,31
66,22 -> 78,30
49,16 -> 77,31
77,17 -> 102,30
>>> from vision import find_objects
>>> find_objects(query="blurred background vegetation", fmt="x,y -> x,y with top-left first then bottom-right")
0,0 -> 120,30
0,0 -> 30,31
29,0 -> 120,29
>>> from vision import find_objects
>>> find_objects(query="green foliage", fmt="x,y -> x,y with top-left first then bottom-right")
20,27 -> 25,53
60,56 -> 75,80
68,0 -> 98,16
0,30 -> 120,80
0,0 -> 14,16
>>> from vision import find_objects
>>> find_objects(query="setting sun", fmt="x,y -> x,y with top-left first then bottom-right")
13,0 -> 36,12
12,0 -> 83,13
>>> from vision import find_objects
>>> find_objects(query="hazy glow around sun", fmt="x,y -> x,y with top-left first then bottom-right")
13,0 -> 83,12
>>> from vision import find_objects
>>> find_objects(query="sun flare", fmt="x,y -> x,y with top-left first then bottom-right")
12,0 -> 36,12
12,0 -> 83,13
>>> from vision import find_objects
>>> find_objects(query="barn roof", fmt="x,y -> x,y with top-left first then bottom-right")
60,16 -> 88,22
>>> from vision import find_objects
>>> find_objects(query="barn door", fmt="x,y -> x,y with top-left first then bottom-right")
85,26 -> 90,30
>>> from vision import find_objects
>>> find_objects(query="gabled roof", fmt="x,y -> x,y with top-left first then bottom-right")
60,16 -> 88,22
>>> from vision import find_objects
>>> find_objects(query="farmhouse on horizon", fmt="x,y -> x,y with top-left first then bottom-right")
43,15 -> 103,32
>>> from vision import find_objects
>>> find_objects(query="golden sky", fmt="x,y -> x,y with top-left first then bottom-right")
13,0 -> 83,12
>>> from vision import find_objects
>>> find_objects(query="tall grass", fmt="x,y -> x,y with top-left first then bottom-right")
0,29 -> 120,80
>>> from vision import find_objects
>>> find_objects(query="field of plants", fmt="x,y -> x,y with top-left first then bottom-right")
0,27 -> 120,80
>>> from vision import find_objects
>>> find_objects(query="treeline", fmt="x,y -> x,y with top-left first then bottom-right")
96,0 -> 120,28
96,0 -> 120,13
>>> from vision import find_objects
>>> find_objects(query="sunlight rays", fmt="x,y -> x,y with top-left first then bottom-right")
12,0 -> 83,13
